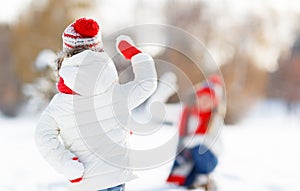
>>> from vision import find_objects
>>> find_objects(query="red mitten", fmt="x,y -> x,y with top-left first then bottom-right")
116,35 -> 141,60
63,157 -> 84,183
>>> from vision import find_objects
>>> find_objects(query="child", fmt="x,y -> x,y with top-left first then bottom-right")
35,17 -> 157,191
167,75 -> 224,190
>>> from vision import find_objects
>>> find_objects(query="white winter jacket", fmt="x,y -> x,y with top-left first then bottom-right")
35,50 -> 157,191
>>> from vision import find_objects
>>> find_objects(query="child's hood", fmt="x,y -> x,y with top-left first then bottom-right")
59,50 -> 118,96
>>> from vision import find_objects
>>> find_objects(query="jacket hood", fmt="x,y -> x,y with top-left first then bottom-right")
59,50 -> 118,96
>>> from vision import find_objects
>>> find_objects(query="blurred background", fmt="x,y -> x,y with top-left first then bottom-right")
1,0 -> 300,191
2,0 -> 300,123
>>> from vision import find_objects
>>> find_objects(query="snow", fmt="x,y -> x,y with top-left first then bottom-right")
216,100 -> 300,191
34,49 -> 57,71
1,100 -> 300,191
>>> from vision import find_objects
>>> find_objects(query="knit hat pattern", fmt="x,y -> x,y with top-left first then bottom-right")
62,17 -> 102,52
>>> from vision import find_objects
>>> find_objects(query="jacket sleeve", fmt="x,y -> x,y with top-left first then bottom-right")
34,111 -> 79,175
117,53 -> 157,110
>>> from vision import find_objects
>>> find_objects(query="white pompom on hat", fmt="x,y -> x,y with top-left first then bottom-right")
62,17 -> 103,52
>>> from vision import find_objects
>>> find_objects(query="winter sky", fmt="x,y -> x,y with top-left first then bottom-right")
0,0 -> 32,23
2,0 -> 300,24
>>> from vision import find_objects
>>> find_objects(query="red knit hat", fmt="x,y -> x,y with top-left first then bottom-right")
196,86 -> 219,106
62,17 -> 102,52
196,86 -> 215,98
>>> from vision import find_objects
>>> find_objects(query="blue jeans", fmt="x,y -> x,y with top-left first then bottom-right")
98,184 -> 125,191
184,145 -> 218,186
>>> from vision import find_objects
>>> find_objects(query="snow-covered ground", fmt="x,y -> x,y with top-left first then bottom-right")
1,100 -> 300,191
